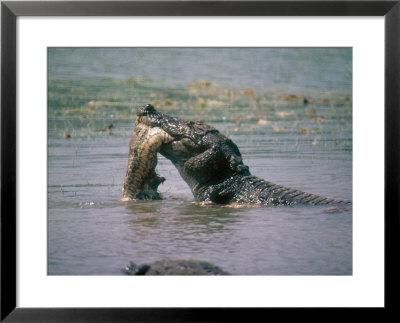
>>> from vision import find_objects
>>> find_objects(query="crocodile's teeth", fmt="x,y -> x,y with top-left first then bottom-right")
136,116 -> 143,124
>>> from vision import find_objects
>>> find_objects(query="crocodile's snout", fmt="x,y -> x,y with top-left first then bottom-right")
136,103 -> 157,116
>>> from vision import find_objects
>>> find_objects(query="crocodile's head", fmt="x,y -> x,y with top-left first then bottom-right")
136,104 -> 218,161
135,104 -> 249,194
136,104 -> 218,141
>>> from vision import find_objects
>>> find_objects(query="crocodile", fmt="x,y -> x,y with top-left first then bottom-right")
122,120 -> 173,200
133,104 -> 350,206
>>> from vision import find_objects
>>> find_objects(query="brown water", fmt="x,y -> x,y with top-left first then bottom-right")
48,48 -> 352,275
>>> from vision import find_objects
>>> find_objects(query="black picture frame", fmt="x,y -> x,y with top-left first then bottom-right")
1,1 -> 399,321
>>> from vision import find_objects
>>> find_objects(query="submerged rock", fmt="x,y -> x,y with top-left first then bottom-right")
124,258 -> 230,275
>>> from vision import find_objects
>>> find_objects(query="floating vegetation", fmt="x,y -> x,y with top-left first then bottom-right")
257,119 -> 269,125
87,100 -> 124,107
299,127 -> 315,135
276,111 -> 295,118
283,94 -> 306,102
312,117 -> 324,124
273,126 -> 288,132
196,98 -> 227,108
306,108 -> 316,117
150,98 -> 179,108
190,79 -> 214,88
48,74 -> 352,148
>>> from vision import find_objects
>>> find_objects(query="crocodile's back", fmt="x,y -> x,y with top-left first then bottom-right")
200,175 -> 350,206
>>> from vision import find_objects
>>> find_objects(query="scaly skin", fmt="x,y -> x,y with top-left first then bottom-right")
135,104 -> 350,206
122,120 -> 173,200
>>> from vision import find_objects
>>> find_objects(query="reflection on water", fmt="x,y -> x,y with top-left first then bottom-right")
48,48 -> 352,275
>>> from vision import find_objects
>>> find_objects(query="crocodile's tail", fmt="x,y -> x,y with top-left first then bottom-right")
244,176 -> 351,206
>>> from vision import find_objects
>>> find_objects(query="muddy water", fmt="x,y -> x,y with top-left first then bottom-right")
48,48 -> 352,275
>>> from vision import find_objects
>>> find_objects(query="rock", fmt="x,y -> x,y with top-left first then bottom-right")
124,258 -> 230,275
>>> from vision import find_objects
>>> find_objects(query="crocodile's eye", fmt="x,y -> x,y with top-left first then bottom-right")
145,104 -> 155,113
